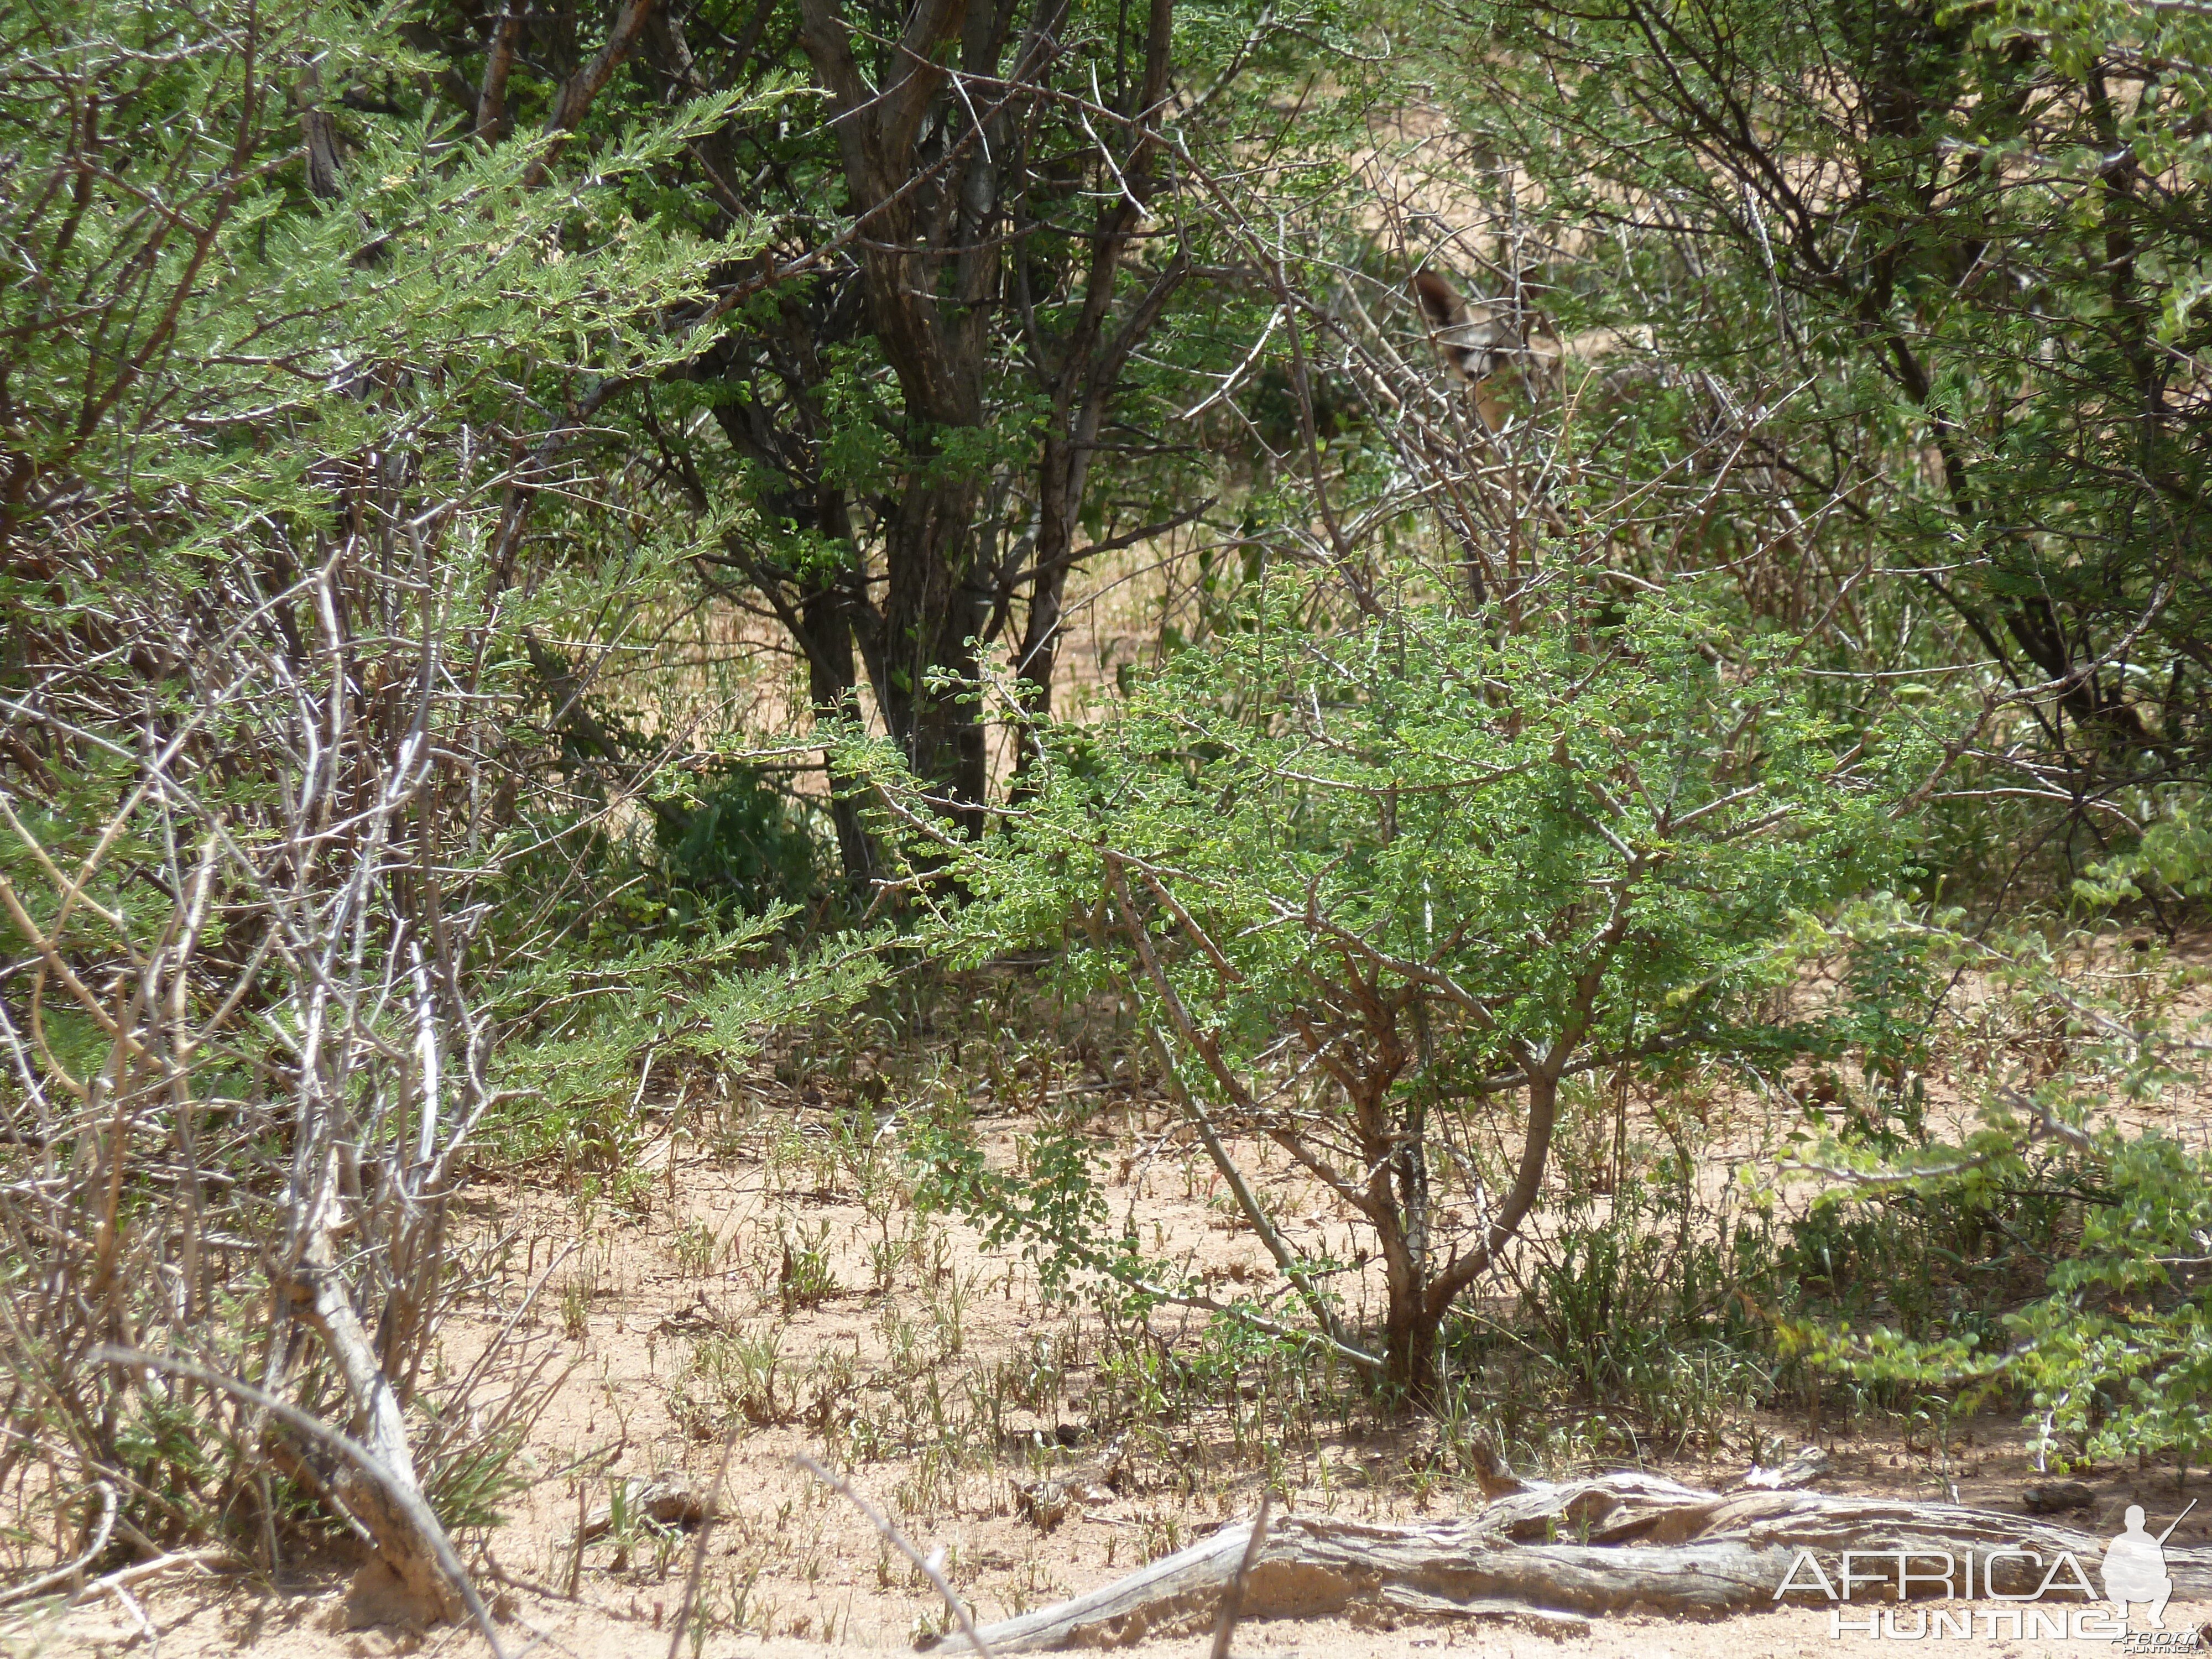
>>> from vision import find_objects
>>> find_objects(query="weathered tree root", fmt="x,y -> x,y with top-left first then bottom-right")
944,1473 -> 2212,1652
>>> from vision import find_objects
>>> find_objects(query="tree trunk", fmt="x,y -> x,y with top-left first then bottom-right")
878,473 -> 991,836
1010,432 -> 1080,754
795,0 -> 999,831
799,582 -> 878,895
1004,383 -> 1112,805
1006,0 -> 1180,779
1381,1305 -> 1439,1406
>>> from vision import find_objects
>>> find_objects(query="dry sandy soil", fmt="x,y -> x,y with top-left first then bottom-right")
37,1597 -> 2212,1659
9,942 -> 2211,1659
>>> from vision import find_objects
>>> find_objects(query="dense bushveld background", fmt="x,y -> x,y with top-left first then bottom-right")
2,0 -> 2209,1642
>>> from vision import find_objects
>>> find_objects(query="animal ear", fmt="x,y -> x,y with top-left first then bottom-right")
1411,269 -> 1469,330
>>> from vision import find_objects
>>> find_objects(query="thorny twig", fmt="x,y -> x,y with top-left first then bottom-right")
0,1480 -> 116,1608
793,1454 -> 994,1657
667,1413 -> 746,1659
1209,1491 -> 1272,1659
89,1349 -> 509,1659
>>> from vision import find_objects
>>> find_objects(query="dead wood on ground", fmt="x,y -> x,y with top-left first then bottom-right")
939,1469 -> 2212,1651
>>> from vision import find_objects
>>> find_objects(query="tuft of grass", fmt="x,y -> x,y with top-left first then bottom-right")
561,1262 -> 599,1343
777,1219 -> 838,1311
670,1328 -> 789,1436
672,1220 -> 719,1277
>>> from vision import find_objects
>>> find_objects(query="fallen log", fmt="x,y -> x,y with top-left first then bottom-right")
941,1473 -> 2212,1652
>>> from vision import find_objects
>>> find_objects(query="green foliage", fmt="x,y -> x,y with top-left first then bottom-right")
1512,1175 -> 1783,1434
930,580 -> 1896,1050
0,0 -> 846,1573
868,571 -> 1907,1391
1783,918 -> 2212,1469
2077,791 -> 2212,907
1418,0 -> 2212,866
2021,1132 -> 2212,1469
1796,1110 -> 2212,1472
652,764 -> 826,918
903,1092 -> 1119,1296
485,917 -> 880,1164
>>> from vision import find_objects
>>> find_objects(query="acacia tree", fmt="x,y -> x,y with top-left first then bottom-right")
684,0 -> 1301,847
883,574 -> 1902,1397
0,0 -> 843,1614
1417,0 -> 2211,842
384,0 -> 1318,871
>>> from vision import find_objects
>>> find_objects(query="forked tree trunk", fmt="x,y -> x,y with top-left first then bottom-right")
1381,1071 -> 1564,1408
796,0 -> 999,837
286,1230 -> 461,1628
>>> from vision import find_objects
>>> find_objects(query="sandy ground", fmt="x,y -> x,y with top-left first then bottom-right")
23,1572 -> 2212,1657
8,941 -> 2209,1659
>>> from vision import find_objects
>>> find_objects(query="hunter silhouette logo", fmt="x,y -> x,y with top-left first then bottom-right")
2105,1502 -> 2192,1630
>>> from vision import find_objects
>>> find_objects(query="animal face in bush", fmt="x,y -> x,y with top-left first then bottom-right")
1411,269 -> 1562,432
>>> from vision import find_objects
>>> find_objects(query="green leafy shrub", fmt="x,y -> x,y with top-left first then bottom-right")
867,573 -> 1908,1401
2077,790 -> 2212,910
1786,919 -> 2211,1472
653,763 -> 826,918
0,0 -> 820,1592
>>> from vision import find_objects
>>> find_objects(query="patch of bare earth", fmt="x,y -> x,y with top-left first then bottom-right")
15,940 -> 2212,1659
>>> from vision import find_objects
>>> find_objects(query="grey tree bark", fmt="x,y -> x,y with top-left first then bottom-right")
937,1470 -> 2212,1652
